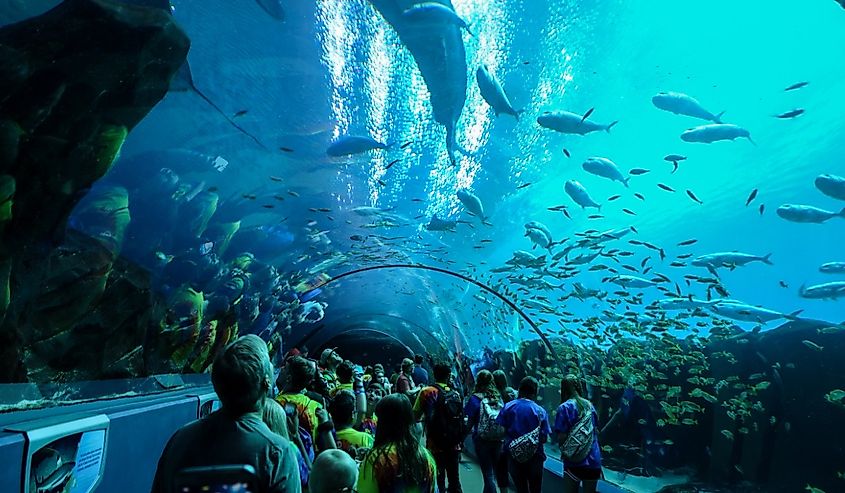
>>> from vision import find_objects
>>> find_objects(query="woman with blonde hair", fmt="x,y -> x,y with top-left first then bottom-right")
553,375 -> 602,493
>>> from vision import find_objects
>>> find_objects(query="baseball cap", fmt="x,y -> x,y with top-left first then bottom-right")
320,347 -> 339,366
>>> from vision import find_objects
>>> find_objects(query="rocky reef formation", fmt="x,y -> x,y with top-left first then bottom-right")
0,0 -> 189,383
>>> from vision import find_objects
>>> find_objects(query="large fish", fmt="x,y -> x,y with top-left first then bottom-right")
652,92 -> 724,123
820,262 -> 845,274
456,188 -> 487,222
582,157 -> 630,188
692,252 -> 772,270
326,135 -> 389,156
708,300 -> 802,323
507,250 -> 546,268
776,204 -> 845,223
254,0 -> 285,20
401,2 -> 472,35
799,281 -> 845,300
681,124 -> 753,144
476,65 -> 521,120
657,297 -> 715,311
815,174 -> 845,201
369,0 -> 467,166
564,180 -> 601,210
610,275 -> 657,289
537,111 -> 618,135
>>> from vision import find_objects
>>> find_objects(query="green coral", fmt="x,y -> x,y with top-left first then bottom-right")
0,175 -> 14,223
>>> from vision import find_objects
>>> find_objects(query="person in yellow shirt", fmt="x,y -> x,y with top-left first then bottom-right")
330,390 -> 374,460
276,355 -> 336,452
358,394 -> 437,493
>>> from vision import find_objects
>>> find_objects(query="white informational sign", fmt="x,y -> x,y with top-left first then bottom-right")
70,430 -> 106,493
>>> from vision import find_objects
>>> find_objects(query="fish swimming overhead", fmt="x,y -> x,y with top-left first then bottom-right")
476,65 -> 522,120
537,111 -> 618,135
681,124 -> 754,144
564,180 -> 601,210
776,204 -> 845,223
582,157 -> 630,187
658,297 -> 715,311
456,188 -> 488,222
507,250 -> 546,268
610,275 -> 657,289
815,174 -> 845,201
402,2 -> 473,35
255,0 -> 285,21
426,214 -> 462,232
326,135 -> 389,156
708,300 -> 802,323
664,154 -> 686,173
799,281 -> 845,300
820,262 -> 845,274
774,108 -> 805,119
369,0 -> 467,167
652,92 -> 724,123
692,252 -> 773,270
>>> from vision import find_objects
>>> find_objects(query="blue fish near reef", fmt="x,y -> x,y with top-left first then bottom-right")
537,111 -> 618,135
564,180 -> 601,210
815,174 -> 845,201
681,124 -> 754,144
402,2 -> 473,35
776,204 -> 845,223
652,92 -> 724,123
326,135 -> 389,156
582,157 -> 630,188
476,65 -> 522,120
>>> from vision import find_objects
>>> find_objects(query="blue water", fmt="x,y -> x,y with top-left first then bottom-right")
4,0 -> 845,491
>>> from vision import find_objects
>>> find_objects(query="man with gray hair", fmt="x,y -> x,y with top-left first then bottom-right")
308,449 -> 358,493
151,335 -> 301,492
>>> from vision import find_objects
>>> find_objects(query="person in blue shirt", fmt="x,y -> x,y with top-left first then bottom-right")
464,370 -> 505,493
495,377 -> 551,493
553,375 -> 603,493
412,354 -> 430,386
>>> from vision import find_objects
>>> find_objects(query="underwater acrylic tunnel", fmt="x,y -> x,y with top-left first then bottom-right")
1,1 -> 845,493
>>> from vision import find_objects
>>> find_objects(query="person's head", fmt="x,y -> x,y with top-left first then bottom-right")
309,449 -> 359,493
432,361 -> 452,384
211,335 -> 272,415
474,369 -> 499,398
374,363 -> 385,377
328,389 -> 356,429
401,358 -> 414,374
283,355 -> 316,392
373,393 -> 415,445
560,374 -> 585,402
336,360 -> 355,384
367,394 -> 433,487
320,347 -> 343,370
414,354 -> 424,365
366,382 -> 386,416
518,376 -> 539,400
261,397 -> 289,440
492,369 -> 509,393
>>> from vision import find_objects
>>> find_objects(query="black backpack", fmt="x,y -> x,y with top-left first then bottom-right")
428,384 -> 466,448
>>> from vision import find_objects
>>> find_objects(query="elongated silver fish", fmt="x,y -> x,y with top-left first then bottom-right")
652,92 -> 724,123
538,111 -> 618,135
776,204 -> 845,223
681,124 -> 754,144
476,65 -> 521,119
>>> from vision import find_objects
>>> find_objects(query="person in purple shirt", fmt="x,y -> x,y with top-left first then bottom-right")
495,377 -> 551,493
553,375 -> 603,493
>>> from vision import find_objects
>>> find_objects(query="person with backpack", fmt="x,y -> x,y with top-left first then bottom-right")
495,377 -> 551,493
464,370 -> 506,493
414,361 -> 466,493
554,375 -> 603,493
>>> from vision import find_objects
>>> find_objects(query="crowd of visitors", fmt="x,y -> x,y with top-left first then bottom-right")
152,336 -> 604,493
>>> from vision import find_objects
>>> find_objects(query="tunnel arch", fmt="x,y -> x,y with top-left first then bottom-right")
293,263 -> 565,369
